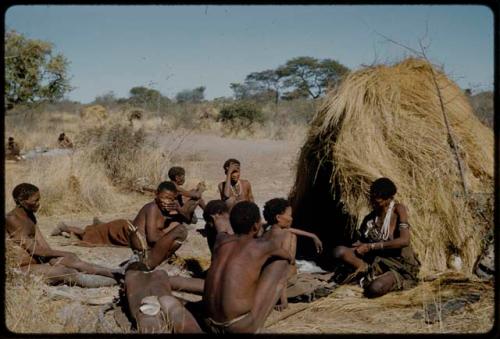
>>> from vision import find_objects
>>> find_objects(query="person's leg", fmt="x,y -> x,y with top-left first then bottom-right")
333,245 -> 367,270
179,199 -> 199,223
51,222 -> 85,238
198,198 -> 206,210
158,295 -> 203,333
20,264 -> 116,287
168,276 -> 204,294
146,224 -> 188,269
363,271 -> 398,298
49,253 -> 115,278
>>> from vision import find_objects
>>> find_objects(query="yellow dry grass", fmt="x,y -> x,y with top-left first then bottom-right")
267,273 -> 494,333
294,58 -> 493,276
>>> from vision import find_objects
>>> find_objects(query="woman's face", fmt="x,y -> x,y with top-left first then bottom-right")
276,206 -> 293,228
370,195 -> 392,211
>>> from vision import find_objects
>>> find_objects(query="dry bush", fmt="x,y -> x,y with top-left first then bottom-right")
291,58 -> 494,276
5,149 -> 130,216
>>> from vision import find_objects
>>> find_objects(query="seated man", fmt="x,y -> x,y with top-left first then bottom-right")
263,197 -> 324,309
200,199 -> 234,255
332,177 -> 421,298
203,201 -> 294,333
57,132 -> 73,149
124,262 -> 203,333
167,166 -> 206,223
5,183 -> 117,287
129,181 -> 189,270
217,159 -> 254,211
6,136 -> 22,161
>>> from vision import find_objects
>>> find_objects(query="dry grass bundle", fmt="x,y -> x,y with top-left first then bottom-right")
291,58 -> 493,276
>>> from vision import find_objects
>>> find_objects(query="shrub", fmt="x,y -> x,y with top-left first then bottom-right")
219,101 -> 265,131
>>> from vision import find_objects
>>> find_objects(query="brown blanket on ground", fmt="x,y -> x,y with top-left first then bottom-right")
80,219 -> 131,246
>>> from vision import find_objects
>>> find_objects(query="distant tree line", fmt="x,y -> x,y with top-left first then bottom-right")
230,56 -> 350,102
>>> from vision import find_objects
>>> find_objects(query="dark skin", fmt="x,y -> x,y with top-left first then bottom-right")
125,269 -> 203,333
131,189 -> 188,269
218,162 -> 254,210
5,191 -> 115,280
203,214 -> 294,333
268,205 -> 323,310
6,138 -> 21,160
333,195 -> 411,297
173,173 -> 207,216
58,134 -> 73,148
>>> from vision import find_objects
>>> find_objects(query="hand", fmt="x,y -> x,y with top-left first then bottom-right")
228,162 -> 239,174
165,201 -> 180,212
352,240 -> 362,247
354,243 -> 371,256
313,236 -> 323,254
196,181 -> 206,193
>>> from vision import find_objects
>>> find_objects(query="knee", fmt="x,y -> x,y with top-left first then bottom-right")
364,280 -> 386,298
333,246 -> 348,260
173,224 -> 188,242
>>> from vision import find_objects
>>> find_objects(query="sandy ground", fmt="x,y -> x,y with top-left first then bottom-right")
6,131 -> 495,334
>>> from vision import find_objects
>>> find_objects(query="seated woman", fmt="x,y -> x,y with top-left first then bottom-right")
332,177 -> 420,298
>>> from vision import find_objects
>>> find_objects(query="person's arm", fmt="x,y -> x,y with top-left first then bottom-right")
288,228 -> 323,253
222,163 -> 239,200
177,186 -> 201,200
246,181 -> 254,203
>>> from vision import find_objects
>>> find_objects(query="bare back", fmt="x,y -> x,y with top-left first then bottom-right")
204,229 -> 290,322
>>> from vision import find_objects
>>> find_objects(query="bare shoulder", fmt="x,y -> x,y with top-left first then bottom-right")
240,179 -> 252,186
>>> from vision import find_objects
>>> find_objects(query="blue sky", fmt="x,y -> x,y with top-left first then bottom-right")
5,5 -> 494,103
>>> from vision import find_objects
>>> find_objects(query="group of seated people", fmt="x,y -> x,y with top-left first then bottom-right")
5,157 -> 420,333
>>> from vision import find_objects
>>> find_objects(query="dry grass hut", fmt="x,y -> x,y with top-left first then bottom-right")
289,58 -> 494,277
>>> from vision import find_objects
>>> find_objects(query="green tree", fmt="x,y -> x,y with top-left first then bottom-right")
5,30 -> 72,108
245,69 -> 284,105
175,86 -> 205,103
128,86 -> 170,112
279,56 -> 349,99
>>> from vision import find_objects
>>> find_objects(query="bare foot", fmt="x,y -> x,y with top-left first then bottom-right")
51,222 -> 67,236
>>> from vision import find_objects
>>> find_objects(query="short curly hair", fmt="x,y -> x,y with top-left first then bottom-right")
12,183 -> 39,205
370,177 -> 397,199
223,158 -> 240,174
263,198 -> 290,225
156,181 -> 177,193
167,166 -> 185,181
203,200 -> 229,223
230,201 -> 260,235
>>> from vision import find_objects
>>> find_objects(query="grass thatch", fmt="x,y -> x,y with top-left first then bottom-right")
290,58 -> 494,277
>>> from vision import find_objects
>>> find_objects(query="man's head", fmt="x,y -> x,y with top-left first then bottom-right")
263,198 -> 293,228
230,201 -> 261,236
369,177 -> 397,210
223,158 -> 241,181
58,132 -> 65,140
155,181 -> 178,212
203,200 -> 229,224
12,183 -> 41,212
8,137 -> 14,142
167,166 -> 186,185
